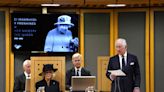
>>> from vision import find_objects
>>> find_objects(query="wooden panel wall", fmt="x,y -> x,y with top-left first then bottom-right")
118,0 -> 149,4
0,0 -> 19,3
0,0 -> 164,7
151,0 -> 164,5
30,56 -> 65,92
20,0 -> 52,4
97,56 -> 111,92
85,0 -> 116,5
53,0 -> 84,5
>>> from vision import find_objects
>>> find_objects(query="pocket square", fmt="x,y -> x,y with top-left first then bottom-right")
130,62 -> 134,65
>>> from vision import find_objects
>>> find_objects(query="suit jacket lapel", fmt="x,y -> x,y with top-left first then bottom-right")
81,68 -> 85,76
127,53 -> 131,67
71,68 -> 76,76
115,55 -> 121,69
22,73 -> 26,81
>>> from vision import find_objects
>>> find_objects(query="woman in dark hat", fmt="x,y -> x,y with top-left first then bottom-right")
35,64 -> 60,92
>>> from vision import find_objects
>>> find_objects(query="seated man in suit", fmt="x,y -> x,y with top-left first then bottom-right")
66,53 -> 91,90
13,59 -> 31,92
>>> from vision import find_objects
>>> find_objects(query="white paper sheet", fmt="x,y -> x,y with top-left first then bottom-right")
108,69 -> 126,76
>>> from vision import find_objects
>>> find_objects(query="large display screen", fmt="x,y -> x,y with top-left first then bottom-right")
11,13 -> 79,53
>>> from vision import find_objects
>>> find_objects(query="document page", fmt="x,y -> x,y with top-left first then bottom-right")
108,69 -> 126,76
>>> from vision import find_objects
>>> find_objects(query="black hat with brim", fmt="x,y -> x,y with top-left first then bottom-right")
39,64 -> 58,76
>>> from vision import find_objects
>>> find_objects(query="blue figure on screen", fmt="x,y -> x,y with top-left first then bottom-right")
44,15 -> 79,52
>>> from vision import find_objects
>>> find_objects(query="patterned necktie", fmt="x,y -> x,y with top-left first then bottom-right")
122,56 -> 125,69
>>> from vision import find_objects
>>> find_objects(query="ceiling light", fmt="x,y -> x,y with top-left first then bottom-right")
107,4 -> 126,7
41,4 -> 60,7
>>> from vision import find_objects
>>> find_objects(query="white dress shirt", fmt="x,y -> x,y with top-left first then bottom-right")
24,72 -> 31,79
119,51 -> 127,69
75,67 -> 81,76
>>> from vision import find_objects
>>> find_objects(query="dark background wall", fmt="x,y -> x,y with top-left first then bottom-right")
84,13 -> 110,80
118,12 -> 146,92
14,51 -> 31,76
154,11 -> 164,92
0,11 -> 6,92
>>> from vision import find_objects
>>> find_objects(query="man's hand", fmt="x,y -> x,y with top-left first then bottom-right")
110,74 -> 116,80
133,87 -> 140,92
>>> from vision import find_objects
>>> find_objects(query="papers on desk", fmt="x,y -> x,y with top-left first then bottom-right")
108,69 -> 126,76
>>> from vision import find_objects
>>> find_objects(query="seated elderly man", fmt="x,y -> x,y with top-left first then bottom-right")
66,53 -> 91,90
13,59 -> 31,92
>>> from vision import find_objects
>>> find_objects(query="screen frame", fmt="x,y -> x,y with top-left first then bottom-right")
11,12 -> 80,53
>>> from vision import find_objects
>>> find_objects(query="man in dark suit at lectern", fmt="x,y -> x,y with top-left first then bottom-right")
106,38 -> 141,92
66,53 -> 91,90
13,59 -> 31,92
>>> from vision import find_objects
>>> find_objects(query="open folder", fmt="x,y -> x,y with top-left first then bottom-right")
108,69 -> 126,76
